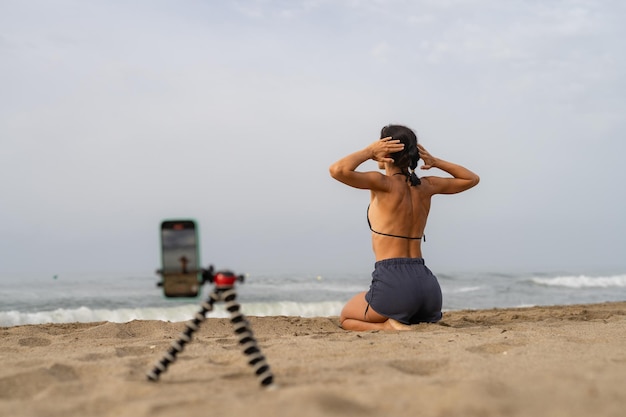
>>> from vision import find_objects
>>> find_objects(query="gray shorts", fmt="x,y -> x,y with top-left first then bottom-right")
364,258 -> 442,325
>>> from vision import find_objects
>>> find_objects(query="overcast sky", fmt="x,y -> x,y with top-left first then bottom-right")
1,0 -> 625,278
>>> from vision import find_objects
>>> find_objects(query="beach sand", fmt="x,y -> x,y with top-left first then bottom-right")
1,302 -> 625,417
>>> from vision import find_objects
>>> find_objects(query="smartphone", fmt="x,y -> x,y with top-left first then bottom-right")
160,219 -> 201,297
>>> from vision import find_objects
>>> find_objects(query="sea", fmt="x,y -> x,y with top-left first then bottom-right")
1,269 -> 625,327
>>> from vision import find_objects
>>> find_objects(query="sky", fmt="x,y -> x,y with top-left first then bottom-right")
1,0 -> 625,278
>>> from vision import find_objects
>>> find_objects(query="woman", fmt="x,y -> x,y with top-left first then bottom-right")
329,125 -> 479,331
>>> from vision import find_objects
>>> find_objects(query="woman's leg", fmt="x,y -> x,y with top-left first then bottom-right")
340,292 -> 411,331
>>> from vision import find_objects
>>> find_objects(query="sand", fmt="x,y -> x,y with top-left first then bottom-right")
1,302 -> 625,417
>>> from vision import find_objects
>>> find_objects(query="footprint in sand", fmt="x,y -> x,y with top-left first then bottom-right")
280,391 -> 372,416
0,363 -> 78,400
387,358 -> 448,376
115,346 -> 155,357
467,343 -> 517,355
18,337 -> 52,347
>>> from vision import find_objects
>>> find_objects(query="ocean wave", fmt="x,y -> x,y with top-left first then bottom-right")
448,286 -> 482,294
531,274 -> 626,289
0,301 -> 344,327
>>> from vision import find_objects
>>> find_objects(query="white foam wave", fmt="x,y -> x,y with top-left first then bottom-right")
531,274 -> 626,289
449,286 -> 482,293
0,301 -> 344,327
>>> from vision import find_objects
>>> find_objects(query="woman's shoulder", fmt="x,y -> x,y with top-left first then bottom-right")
415,175 -> 438,189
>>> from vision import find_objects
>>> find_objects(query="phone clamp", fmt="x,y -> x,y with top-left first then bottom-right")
146,266 -> 275,389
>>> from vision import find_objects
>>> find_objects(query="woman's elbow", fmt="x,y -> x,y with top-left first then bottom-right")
329,164 -> 342,180
460,174 -> 480,192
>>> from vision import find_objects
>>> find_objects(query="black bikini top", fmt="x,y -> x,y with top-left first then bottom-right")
367,205 -> 425,241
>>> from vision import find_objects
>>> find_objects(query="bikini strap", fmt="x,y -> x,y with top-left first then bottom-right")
367,205 -> 425,241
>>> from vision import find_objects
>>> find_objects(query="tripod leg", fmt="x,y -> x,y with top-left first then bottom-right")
223,288 -> 275,388
146,289 -> 219,381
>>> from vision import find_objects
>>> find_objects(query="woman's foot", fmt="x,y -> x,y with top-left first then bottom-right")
386,319 -> 412,331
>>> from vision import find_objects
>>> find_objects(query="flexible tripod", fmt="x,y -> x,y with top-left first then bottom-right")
146,267 -> 275,388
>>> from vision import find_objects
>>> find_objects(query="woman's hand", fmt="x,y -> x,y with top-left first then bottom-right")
416,143 -> 480,193
368,137 -> 404,164
329,136 -> 406,191
418,144 -> 438,170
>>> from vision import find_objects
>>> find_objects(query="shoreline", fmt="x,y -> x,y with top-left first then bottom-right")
1,301 -> 625,417
3,298 -> 624,328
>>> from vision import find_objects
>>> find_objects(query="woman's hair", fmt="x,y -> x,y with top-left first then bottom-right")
380,124 -> 421,186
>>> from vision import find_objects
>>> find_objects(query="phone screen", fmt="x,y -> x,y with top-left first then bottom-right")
161,220 -> 199,274
160,220 -> 201,297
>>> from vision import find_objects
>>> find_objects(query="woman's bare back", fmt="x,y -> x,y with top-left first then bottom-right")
368,175 -> 434,261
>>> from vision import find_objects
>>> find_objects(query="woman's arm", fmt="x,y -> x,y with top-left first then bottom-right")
419,144 -> 480,194
329,137 -> 404,190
